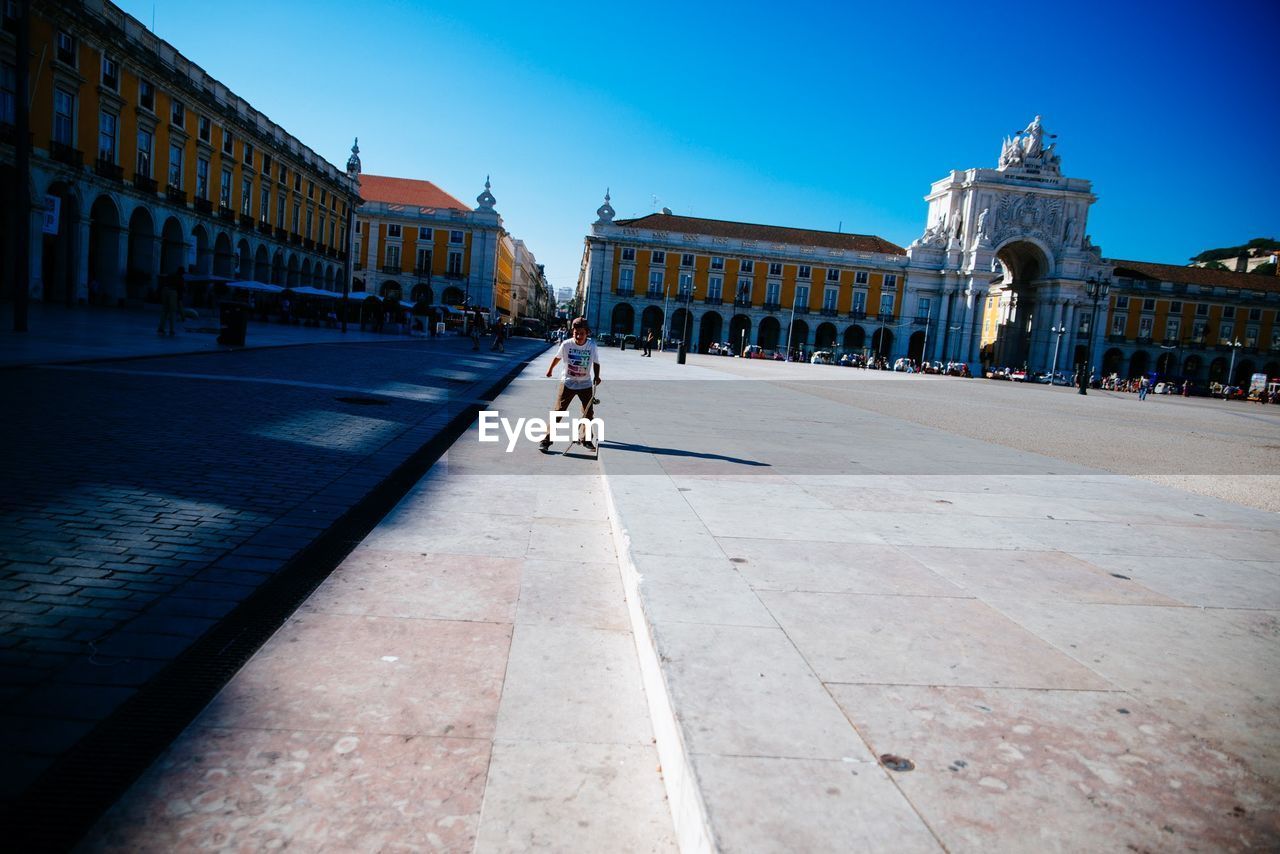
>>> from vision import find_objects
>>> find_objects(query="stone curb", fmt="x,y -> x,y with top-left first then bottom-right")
599,471 -> 716,854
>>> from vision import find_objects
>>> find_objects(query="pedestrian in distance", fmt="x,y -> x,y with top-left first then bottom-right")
156,270 -> 183,336
470,313 -> 481,351
643,329 -> 655,357
541,316 -> 602,453
1138,376 -> 1149,401
490,320 -> 506,352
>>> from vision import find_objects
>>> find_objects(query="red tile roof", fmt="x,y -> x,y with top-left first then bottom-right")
1111,259 -> 1280,295
358,174 -> 467,210
614,213 -> 905,256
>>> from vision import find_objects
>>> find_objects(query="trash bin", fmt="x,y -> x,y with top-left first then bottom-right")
218,301 -> 249,346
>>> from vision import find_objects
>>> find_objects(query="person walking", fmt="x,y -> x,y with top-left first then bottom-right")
491,320 -> 506,352
1138,376 -> 1150,401
156,271 -> 182,336
643,329 -> 655,357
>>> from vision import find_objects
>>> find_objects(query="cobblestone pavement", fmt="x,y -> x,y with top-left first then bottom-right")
0,335 -> 545,806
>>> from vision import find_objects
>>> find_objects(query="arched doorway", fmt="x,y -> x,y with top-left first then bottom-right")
160,216 -> 185,278
237,239 -> 252,280
907,330 -> 926,363
254,245 -> 269,282
271,249 -> 284,285
670,308 -> 692,344
42,182 -> 80,304
729,314 -> 751,354
411,283 -> 434,303
1074,344 -> 1089,369
843,325 -> 866,351
1128,350 -> 1150,378
190,225 -> 210,275
698,311 -> 723,352
788,318 -> 810,353
1263,361 -> 1280,380
286,253 -> 300,287
871,327 -> 894,358
326,266 -> 336,291
1101,348 -> 1123,376
611,303 -> 635,335
992,239 -> 1052,367
213,231 -> 233,277
1183,354 -> 1202,378
641,305 -> 664,338
758,316 -> 781,350
1155,352 -> 1177,378
442,286 -> 465,304
88,195 -> 121,303
127,206 -> 156,299
1234,360 -> 1255,386
815,322 -> 837,350
380,280 -> 401,300
1208,357 -> 1228,383
300,258 -> 312,287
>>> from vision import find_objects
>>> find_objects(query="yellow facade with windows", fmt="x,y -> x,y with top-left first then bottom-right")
1,0 -> 360,305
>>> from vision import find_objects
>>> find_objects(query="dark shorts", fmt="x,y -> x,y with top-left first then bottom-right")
555,383 -> 594,420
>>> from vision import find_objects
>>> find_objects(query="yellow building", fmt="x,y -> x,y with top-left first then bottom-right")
579,195 -> 911,357
0,0 -> 361,307
353,171 -> 539,321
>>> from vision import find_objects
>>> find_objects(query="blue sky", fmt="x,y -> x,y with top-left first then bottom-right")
119,0 -> 1278,291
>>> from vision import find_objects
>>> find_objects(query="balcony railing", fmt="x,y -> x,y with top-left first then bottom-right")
414,266 -> 432,276
304,238 -> 315,250
289,233 -> 302,245
50,141 -> 83,168
240,214 -> 256,230
734,298 -> 753,308
793,306 -> 810,315
616,288 -> 635,297
1107,334 -> 1127,343
193,197 -> 213,215
166,185 -> 187,204
762,302 -> 781,312
1161,337 -> 1181,347
219,205 -> 236,222
645,290 -> 664,300
274,226 -> 288,241
353,262 -> 364,271
380,264 -> 401,274
822,308 -> 839,317
1135,336 -> 1153,345
912,315 -> 929,325
847,309 -> 866,320
703,297 -> 723,305
94,158 -> 123,180
877,313 -> 894,323
133,173 -> 158,194
257,220 -> 272,234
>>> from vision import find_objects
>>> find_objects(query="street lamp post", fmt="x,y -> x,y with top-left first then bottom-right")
1079,275 -> 1111,395
1227,338 -> 1242,393
785,287 -> 799,362
661,278 -> 672,351
1049,323 -> 1067,385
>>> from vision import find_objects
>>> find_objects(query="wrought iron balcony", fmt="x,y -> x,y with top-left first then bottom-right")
133,173 -> 158,194
646,290 -> 664,300
257,220 -> 272,234
380,264 -> 401,274
219,206 -> 236,222
304,237 -> 315,250
1161,337 -> 1181,347
166,185 -> 187,204
616,288 -> 635,297
821,308 -> 839,317
94,158 -> 123,180
734,298 -> 753,308
193,197 -> 213,215
414,266 -> 432,276
240,214 -> 255,229
1135,336 -> 1153,345
762,302 -> 781,312
847,309 -> 866,320
50,141 -> 83,168
877,312 -> 894,323
793,306 -> 810,315
703,297 -> 723,306
1107,334 -> 1127,343
274,226 -> 289,240
289,233 -> 302,245
913,315 -> 929,325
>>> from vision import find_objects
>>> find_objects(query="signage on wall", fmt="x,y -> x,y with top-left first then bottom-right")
42,195 -> 60,235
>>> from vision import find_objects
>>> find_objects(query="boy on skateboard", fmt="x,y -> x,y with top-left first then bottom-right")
541,316 -> 601,452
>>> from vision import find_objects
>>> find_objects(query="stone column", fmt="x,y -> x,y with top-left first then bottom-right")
934,289 -> 952,362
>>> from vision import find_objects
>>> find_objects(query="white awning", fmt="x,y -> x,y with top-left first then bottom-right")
225,280 -> 284,293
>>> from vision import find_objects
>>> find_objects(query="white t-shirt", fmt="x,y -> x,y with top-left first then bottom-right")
556,338 -> 598,389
